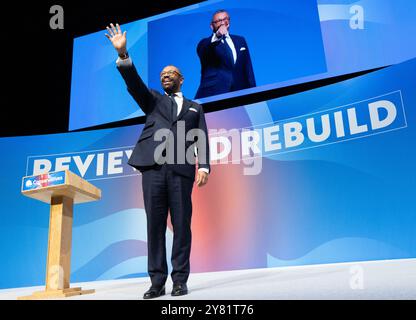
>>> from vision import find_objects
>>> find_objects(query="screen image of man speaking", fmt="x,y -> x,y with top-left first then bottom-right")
195,9 -> 256,99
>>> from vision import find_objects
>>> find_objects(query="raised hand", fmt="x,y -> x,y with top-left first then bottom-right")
105,23 -> 127,55
215,25 -> 228,38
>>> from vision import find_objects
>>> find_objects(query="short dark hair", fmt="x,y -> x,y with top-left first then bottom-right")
212,9 -> 229,22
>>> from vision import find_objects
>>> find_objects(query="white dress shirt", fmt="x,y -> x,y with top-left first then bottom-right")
211,33 -> 237,64
116,57 -> 209,174
116,56 -> 133,67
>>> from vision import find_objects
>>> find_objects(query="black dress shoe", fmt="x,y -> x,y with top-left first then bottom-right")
171,283 -> 188,296
143,285 -> 165,299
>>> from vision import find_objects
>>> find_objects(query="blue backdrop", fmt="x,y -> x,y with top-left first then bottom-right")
1,57 -> 415,289
69,0 -> 416,131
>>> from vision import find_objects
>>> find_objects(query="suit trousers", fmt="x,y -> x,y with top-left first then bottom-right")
141,164 -> 194,287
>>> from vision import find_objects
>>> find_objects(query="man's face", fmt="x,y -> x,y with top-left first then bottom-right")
160,66 -> 183,94
211,12 -> 230,33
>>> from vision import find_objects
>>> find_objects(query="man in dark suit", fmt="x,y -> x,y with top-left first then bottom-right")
105,23 -> 210,299
195,10 -> 256,99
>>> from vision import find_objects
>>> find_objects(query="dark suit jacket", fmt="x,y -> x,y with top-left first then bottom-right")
117,63 -> 210,180
195,34 -> 256,99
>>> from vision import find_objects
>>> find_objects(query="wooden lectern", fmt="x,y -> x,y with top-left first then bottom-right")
18,170 -> 101,300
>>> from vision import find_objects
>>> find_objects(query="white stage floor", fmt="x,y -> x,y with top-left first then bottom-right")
1,258 -> 415,300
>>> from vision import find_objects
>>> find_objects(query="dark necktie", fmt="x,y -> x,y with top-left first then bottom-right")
222,35 -> 235,65
169,93 -> 178,121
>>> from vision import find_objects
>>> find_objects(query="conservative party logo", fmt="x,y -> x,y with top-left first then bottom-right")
22,171 -> 66,192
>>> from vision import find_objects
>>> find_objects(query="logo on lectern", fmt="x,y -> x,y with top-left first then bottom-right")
22,171 -> 66,192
